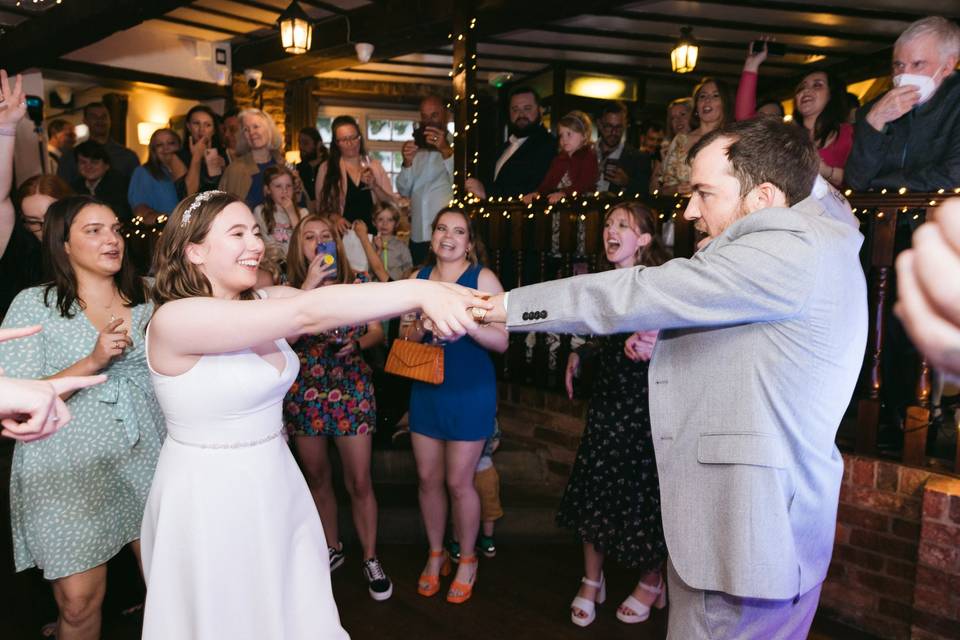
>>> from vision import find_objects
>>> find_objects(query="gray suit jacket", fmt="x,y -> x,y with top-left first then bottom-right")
507,198 -> 867,599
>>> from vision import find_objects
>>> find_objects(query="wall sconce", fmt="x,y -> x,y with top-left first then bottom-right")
278,1 -> 312,55
671,27 -> 699,74
137,122 -> 166,145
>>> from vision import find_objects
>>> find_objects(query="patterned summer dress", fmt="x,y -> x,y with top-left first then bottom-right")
284,274 -> 376,437
0,286 -> 165,579
555,333 -> 667,572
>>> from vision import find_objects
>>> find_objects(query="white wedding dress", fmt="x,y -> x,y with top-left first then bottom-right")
141,335 -> 349,640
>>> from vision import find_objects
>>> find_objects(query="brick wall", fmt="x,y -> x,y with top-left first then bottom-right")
498,385 -> 960,640
822,456 -> 930,638
911,477 -> 960,640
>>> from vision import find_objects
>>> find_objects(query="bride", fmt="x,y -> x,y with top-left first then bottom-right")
141,190 -> 489,639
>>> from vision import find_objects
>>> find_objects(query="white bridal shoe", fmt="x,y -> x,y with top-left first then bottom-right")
570,574 -> 606,627
616,576 -> 667,623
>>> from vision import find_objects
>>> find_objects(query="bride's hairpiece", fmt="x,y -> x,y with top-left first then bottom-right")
181,190 -> 226,227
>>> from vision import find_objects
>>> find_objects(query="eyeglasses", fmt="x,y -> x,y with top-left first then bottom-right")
336,134 -> 361,144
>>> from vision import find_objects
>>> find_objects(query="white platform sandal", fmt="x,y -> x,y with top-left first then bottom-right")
616,576 -> 667,623
570,574 -> 606,627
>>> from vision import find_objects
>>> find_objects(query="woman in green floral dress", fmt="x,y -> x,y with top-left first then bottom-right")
0,195 -> 163,640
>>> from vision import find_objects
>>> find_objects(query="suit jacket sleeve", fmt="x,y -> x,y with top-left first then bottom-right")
507,208 -> 818,334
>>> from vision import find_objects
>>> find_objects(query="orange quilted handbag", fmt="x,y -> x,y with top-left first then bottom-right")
384,339 -> 444,384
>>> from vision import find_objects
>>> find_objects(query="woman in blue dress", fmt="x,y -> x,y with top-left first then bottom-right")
403,207 -> 508,604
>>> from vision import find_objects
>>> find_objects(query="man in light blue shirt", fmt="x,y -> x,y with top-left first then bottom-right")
396,95 -> 454,265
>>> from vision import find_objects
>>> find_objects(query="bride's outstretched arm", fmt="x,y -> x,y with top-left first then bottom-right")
150,279 -> 492,358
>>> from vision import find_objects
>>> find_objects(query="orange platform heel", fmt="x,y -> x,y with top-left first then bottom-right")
446,555 -> 478,604
417,549 -> 451,597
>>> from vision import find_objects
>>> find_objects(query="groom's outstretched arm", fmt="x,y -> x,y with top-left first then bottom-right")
485,209 -> 819,336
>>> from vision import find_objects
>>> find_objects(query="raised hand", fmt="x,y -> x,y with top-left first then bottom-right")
743,38 -> 771,73
0,70 -> 27,128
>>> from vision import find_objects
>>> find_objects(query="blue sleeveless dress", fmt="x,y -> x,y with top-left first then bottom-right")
409,264 -> 496,441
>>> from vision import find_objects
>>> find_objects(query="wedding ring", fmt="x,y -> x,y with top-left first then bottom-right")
471,306 -> 487,323
113,340 -> 122,349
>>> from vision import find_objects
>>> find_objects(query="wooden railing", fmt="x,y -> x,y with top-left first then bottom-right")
465,190 -> 960,474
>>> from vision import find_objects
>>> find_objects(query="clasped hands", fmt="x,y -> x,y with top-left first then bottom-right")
418,286 -> 509,341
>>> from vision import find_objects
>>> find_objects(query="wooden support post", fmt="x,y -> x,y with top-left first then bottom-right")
451,2 -> 477,200
903,357 -> 931,465
856,210 -> 897,455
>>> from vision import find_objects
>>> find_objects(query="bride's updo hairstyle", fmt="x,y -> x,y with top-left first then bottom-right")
152,190 -> 258,305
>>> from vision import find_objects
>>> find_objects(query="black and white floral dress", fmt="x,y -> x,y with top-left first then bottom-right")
555,333 -> 667,572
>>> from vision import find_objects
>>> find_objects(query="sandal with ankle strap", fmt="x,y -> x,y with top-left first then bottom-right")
446,555 -> 478,604
616,576 -> 666,623
417,549 -> 451,597
570,574 -> 606,627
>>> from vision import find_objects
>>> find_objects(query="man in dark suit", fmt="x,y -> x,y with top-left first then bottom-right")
596,101 -> 651,198
466,86 -> 555,200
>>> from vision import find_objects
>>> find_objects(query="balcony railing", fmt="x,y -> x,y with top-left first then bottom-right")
463,189 -> 960,475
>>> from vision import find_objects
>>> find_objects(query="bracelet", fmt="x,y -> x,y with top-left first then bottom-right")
0,128 -> 16,137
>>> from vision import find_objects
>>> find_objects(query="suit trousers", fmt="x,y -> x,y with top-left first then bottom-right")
666,558 -> 821,640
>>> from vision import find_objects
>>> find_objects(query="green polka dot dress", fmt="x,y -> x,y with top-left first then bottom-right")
0,286 -> 165,579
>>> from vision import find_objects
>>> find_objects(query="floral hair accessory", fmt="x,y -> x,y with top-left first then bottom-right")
181,190 -> 225,227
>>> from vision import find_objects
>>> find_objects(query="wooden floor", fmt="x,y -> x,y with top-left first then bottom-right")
0,540 -> 878,640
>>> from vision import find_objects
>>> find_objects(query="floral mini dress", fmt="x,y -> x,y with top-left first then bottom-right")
283,275 -> 376,437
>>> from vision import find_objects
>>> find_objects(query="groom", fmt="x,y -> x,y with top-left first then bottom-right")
484,117 -> 867,638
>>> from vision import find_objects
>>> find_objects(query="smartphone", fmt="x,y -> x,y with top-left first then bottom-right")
413,125 -> 433,149
751,40 -> 787,56
316,241 -> 338,279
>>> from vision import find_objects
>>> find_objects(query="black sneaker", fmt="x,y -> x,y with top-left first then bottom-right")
477,534 -> 496,558
329,542 -> 345,572
362,557 -> 393,601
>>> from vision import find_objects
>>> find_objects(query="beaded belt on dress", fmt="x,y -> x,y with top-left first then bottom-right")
166,426 -> 285,449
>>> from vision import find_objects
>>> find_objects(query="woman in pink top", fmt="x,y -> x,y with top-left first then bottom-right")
736,42 -> 853,187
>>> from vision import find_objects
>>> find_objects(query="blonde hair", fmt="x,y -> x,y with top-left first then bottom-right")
557,110 -> 593,149
285,214 -> 356,287
373,202 -> 400,229
152,191 -> 258,305
235,108 -> 284,155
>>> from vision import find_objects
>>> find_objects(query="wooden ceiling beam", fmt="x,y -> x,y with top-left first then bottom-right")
604,9 -> 892,44
185,5 -> 275,29
232,0 -> 628,81
155,15 -> 248,37
298,0 -> 349,15
689,0 -> 954,22
535,23 -> 831,58
0,0 -> 197,74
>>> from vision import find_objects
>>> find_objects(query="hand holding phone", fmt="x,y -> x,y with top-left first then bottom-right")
751,40 -> 786,56
315,241 -> 338,281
